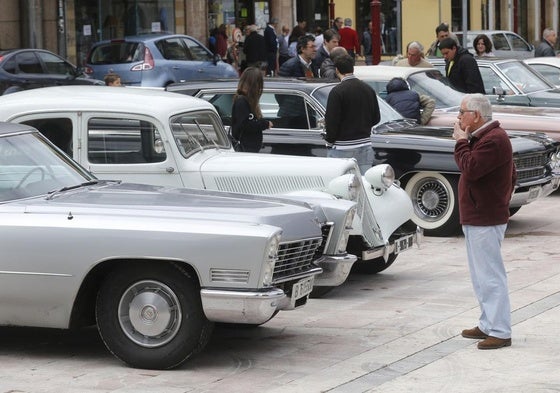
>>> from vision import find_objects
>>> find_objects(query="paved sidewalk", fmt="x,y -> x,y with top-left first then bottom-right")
1,193 -> 560,392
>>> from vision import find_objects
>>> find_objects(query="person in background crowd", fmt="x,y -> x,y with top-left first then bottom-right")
332,17 -> 343,32
535,28 -> 558,57
243,24 -> 267,70
385,77 -> 435,125
395,41 -> 434,67
278,35 -> 318,77
362,21 -> 373,65
231,67 -> 273,153
325,54 -> 380,174
264,17 -> 279,76
314,26 -> 324,50
440,37 -> 485,94
473,34 -> 495,57
313,29 -> 340,75
426,22 -> 456,57
320,46 -> 348,80
278,25 -> 291,66
215,24 -> 228,60
288,23 -> 306,58
338,18 -> 360,63
104,72 -> 122,86
454,93 -> 515,350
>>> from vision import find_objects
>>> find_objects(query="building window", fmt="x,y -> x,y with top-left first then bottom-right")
75,0 -> 175,66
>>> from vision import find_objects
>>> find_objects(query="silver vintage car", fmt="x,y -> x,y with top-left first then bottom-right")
0,86 -> 421,279
0,122 -> 336,369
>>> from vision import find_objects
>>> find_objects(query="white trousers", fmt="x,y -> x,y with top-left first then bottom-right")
463,224 -> 511,339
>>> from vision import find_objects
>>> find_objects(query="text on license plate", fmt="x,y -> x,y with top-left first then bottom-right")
395,234 -> 414,254
292,276 -> 314,300
528,186 -> 540,201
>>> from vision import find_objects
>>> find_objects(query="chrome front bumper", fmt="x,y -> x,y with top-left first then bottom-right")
313,253 -> 358,287
361,226 -> 423,261
200,268 -> 322,324
510,175 -> 560,207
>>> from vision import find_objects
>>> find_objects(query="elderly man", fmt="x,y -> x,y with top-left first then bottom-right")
453,93 -> 516,350
535,28 -> 558,57
395,41 -> 434,67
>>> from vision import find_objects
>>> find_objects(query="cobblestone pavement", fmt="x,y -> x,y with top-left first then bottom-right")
1,192 -> 560,393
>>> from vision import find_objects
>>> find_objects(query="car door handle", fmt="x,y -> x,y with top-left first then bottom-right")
166,167 -> 175,173
172,66 -> 180,69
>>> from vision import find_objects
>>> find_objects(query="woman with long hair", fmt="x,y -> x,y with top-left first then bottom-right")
231,67 -> 272,152
473,34 -> 495,57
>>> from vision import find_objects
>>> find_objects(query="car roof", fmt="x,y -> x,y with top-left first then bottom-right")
0,121 -> 36,136
524,57 -> 560,66
167,77 -> 337,94
455,30 -> 523,35
92,33 -> 196,46
429,57 -> 521,64
0,86 -> 215,119
353,65 -> 440,80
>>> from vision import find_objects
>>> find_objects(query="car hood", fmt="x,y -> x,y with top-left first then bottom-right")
197,152 -> 358,194
372,122 -> 559,153
12,182 -> 322,242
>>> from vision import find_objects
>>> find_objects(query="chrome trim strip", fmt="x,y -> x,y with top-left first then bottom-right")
0,271 -> 72,277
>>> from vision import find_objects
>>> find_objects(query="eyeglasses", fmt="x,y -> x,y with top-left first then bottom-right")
459,109 -> 476,115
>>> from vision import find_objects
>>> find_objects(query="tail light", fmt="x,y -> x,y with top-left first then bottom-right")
131,47 -> 154,71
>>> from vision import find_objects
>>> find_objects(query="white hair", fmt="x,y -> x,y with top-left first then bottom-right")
464,93 -> 492,121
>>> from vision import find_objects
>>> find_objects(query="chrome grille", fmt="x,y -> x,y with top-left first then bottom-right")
354,177 -> 382,247
273,238 -> 322,282
314,223 -> 334,257
213,176 -> 326,195
514,153 -> 548,182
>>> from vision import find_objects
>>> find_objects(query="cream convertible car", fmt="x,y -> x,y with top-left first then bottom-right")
0,122 -> 336,369
0,86 -> 421,279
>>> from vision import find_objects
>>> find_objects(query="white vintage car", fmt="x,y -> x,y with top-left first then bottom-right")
0,122 -> 334,369
0,86 -> 421,279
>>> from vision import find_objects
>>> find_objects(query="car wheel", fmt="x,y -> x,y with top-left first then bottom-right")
96,262 -> 213,370
404,172 -> 460,236
350,253 -> 398,274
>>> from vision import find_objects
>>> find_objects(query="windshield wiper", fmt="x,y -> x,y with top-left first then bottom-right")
46,180 -> 105,200
193,119 -> 219,149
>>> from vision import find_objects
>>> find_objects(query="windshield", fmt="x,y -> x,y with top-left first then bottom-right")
312,84 -> 407,125
406,71 -> 464,108
496,61 -> 553,93
0,133 -> 93,202
170,110 -> 230,157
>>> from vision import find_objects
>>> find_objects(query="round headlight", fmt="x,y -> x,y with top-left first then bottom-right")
327,174 -> 361,201
365,164 -> 395,191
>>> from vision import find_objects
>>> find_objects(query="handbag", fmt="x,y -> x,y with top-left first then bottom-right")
227,128 -> 244,152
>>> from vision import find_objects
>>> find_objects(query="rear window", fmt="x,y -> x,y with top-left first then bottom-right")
88,42 -> 144,65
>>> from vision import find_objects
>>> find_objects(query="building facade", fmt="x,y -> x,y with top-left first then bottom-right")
0,1 -> 558,67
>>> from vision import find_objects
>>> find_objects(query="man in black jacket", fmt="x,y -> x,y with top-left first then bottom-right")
243,25 -> 267,70
264,18 -> 279,75
440,37 -> 485,94
325,54 -> 380,174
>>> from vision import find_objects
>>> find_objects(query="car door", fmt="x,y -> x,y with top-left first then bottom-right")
3,51 -> 49,91
476,64 -> 532,106
180,36 -> 223,79
260,91 -> 326,157
82,114 -> 184,187
505,32 -> 534,59
36,51 -> 82,85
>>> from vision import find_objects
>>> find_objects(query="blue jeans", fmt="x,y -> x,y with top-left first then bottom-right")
463,224 -> 511,339
327,145 -> 374,175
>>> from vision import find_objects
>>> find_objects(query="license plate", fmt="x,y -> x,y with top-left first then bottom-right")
395,234 -> 414,254
528,186 -> 540,201
292,276 -> 314,301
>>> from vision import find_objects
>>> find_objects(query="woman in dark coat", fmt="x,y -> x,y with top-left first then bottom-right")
231,67 -> 272,152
